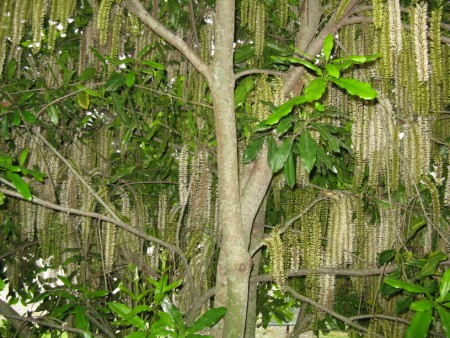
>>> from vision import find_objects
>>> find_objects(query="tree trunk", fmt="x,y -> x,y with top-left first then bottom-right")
210,1 -> 252,336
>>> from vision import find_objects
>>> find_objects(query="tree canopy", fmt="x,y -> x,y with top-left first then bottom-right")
0,0 -> 449,337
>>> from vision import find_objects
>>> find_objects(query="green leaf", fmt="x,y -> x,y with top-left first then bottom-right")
22,110 -> 37,123
405,309 -> 432,338
267,137 -> 293,173
284,151 -> 295,188
416,251 -> 448,280
47,105 -> 60,125
77,92 -> 90,109
276,116 -> 293,136
126,71 -> 136,88
123,305 -> 152,319
107,302 -> 146,329
314,102 -> 325,112
266,95 -> 306,125
6,59 -> 17,81
274,56 -> 322,75
331,77 -> 377,100
436,305 -> 450,337
243,137 -> 265,164
141,60 -> 165,70
234,77 -> 254,107
234,44 -> 255,63
79,67 -> 96,82
298,129 -> 317,173
186,307 -> 227,335
384,277 -> 428,294
0,278 -> 5,292
163,279 -> 183,293
57,275 -> 72,288
19,148 -> 28,166
325,64 -> 340,78
396,296 -> 413,314
75,305 -> 89,332
378,249 -> 396,266
0,192 -> 5,205
438,268 -> 450,302
303,77 -> 327,102
322,34 -> 334,61
315,144 -> 334,170
104,73 -> 125,91
7,172 -> 31,201
126,332 -> 147,338
410,299 -> 435,312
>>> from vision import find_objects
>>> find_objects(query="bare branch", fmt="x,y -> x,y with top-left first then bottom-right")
251,265 -> 398,283
123,0 -> 211,82
286,286 -> 382,337
0,240 -> 39,260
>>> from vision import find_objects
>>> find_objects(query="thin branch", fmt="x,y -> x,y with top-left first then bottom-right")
0,186 -> 195,293
0,300 -> 34,337
123,0 -> 211,82
0,311 -> 96,336
0,240 -> 39,260
234,69 -> 286,80
350,314 -> 410,325
187,0 -> 200,51
251,265 -> 398,283
286,286 -> 382,338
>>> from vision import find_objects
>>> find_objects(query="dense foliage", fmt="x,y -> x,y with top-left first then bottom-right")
0,0 -> 449,337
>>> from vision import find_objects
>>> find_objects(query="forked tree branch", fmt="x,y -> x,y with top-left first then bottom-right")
123,0 -> 211,82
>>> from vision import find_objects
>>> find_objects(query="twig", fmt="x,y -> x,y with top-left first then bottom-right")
234,69 -> 286,80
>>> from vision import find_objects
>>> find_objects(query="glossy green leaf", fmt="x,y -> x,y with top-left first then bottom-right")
276,116 -> 293,136
123,305 -> 152,319
0,278 -> 5,292
234,77 -> 254,107
405,309 -> 432,338
265,96 -> 306,125
19,148 -> 28,166
268,137 -> 292,173
141,60 -> 165,70
343,54 -> 380,63
284,151 -> 295,188
104,74 -> 125,91
7,171 -> 31,201
378,249 -> 396,266
416,251 -> 448,280
75,305 -> 89,332
126,332 -> 147,338
438,268 -> 450,302
325,64 -> 340,78
314,102 -> 325,112
396,296 -> 413,315
22,110 -> 37,123
299,129 -> 317,173
243,137 -> 265,164
48,105 -> 60,125
436,305 -> 450,337
323,34 -> 334,61
163,278 -> 183,293
304,77 -> 327,102
0,192 -> 5,205
107,302 -> 146,329
275,57 -> 322,75
384,277 -> 428,294
186,307 -> 227,335
410,299 -> 435,312
234,44 -> 255,63
330,77 -> 377,100
126,71 -> 136,88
